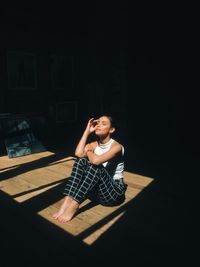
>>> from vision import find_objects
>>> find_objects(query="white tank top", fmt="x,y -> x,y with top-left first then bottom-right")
94,138 -> 124,180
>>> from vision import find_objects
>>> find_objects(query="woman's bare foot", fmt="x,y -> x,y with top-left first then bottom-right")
52,196 -> 73,220
57,199 -> 79,223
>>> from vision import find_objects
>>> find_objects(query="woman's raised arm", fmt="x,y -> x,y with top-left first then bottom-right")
75,118 -> 97,157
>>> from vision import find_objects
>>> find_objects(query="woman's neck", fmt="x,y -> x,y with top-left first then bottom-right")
99,135 -> 111,144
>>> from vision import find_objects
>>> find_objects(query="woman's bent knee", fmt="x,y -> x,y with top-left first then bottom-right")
75,157 -> 89,164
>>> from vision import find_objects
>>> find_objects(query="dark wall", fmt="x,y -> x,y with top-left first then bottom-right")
0,4 -> 196,160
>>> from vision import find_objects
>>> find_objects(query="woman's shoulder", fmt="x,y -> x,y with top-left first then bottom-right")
112,139 -> 124,152
112,139 -> 122,146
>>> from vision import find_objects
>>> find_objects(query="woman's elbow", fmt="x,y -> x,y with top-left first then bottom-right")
75,152 -> 84,157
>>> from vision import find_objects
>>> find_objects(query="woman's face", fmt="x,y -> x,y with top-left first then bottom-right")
95,116 -> 113,136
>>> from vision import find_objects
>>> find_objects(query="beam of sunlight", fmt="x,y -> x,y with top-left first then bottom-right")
14,182 -> 61,202
82,211 -> 126,245
0,151 -> 154,245
37,183 -> 151,245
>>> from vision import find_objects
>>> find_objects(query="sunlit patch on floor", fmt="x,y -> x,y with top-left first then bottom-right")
0,151 -> 154,245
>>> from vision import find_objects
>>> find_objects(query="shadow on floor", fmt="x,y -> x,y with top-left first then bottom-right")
0,144 -> 194,267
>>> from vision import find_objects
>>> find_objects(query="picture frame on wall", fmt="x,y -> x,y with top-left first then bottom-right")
56,101 -> 77,123
50,55 -> 73,90
7,51 -> 37,90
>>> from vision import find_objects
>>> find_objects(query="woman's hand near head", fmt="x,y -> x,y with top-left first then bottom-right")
85,118 -> 98,134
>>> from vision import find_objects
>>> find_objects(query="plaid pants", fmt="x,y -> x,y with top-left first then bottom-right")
63,157 -> 126,206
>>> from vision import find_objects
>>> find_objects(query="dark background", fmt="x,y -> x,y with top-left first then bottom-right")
0,2 -> 197,157
0,2 -> 197,267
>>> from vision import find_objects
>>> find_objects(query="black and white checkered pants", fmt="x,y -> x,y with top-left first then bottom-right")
63,157 -> 126,206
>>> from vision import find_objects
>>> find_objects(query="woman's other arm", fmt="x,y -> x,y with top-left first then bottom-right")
85,142 -> 122,165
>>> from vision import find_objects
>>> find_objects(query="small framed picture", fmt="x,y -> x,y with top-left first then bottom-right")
56,101 -> 78,123
7,51 -> 37,90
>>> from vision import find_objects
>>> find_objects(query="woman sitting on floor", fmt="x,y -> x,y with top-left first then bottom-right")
53,115 -> 126,222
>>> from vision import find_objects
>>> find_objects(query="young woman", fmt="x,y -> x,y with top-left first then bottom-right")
53,115 -> 126,222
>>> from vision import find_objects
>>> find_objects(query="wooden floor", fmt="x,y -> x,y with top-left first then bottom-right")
0,150 -> 154,246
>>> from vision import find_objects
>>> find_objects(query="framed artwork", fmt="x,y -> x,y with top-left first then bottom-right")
50,55 -> 73,90
56,101 -> 77,123
7,51 -> 37,90
3,119 -> 46,158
